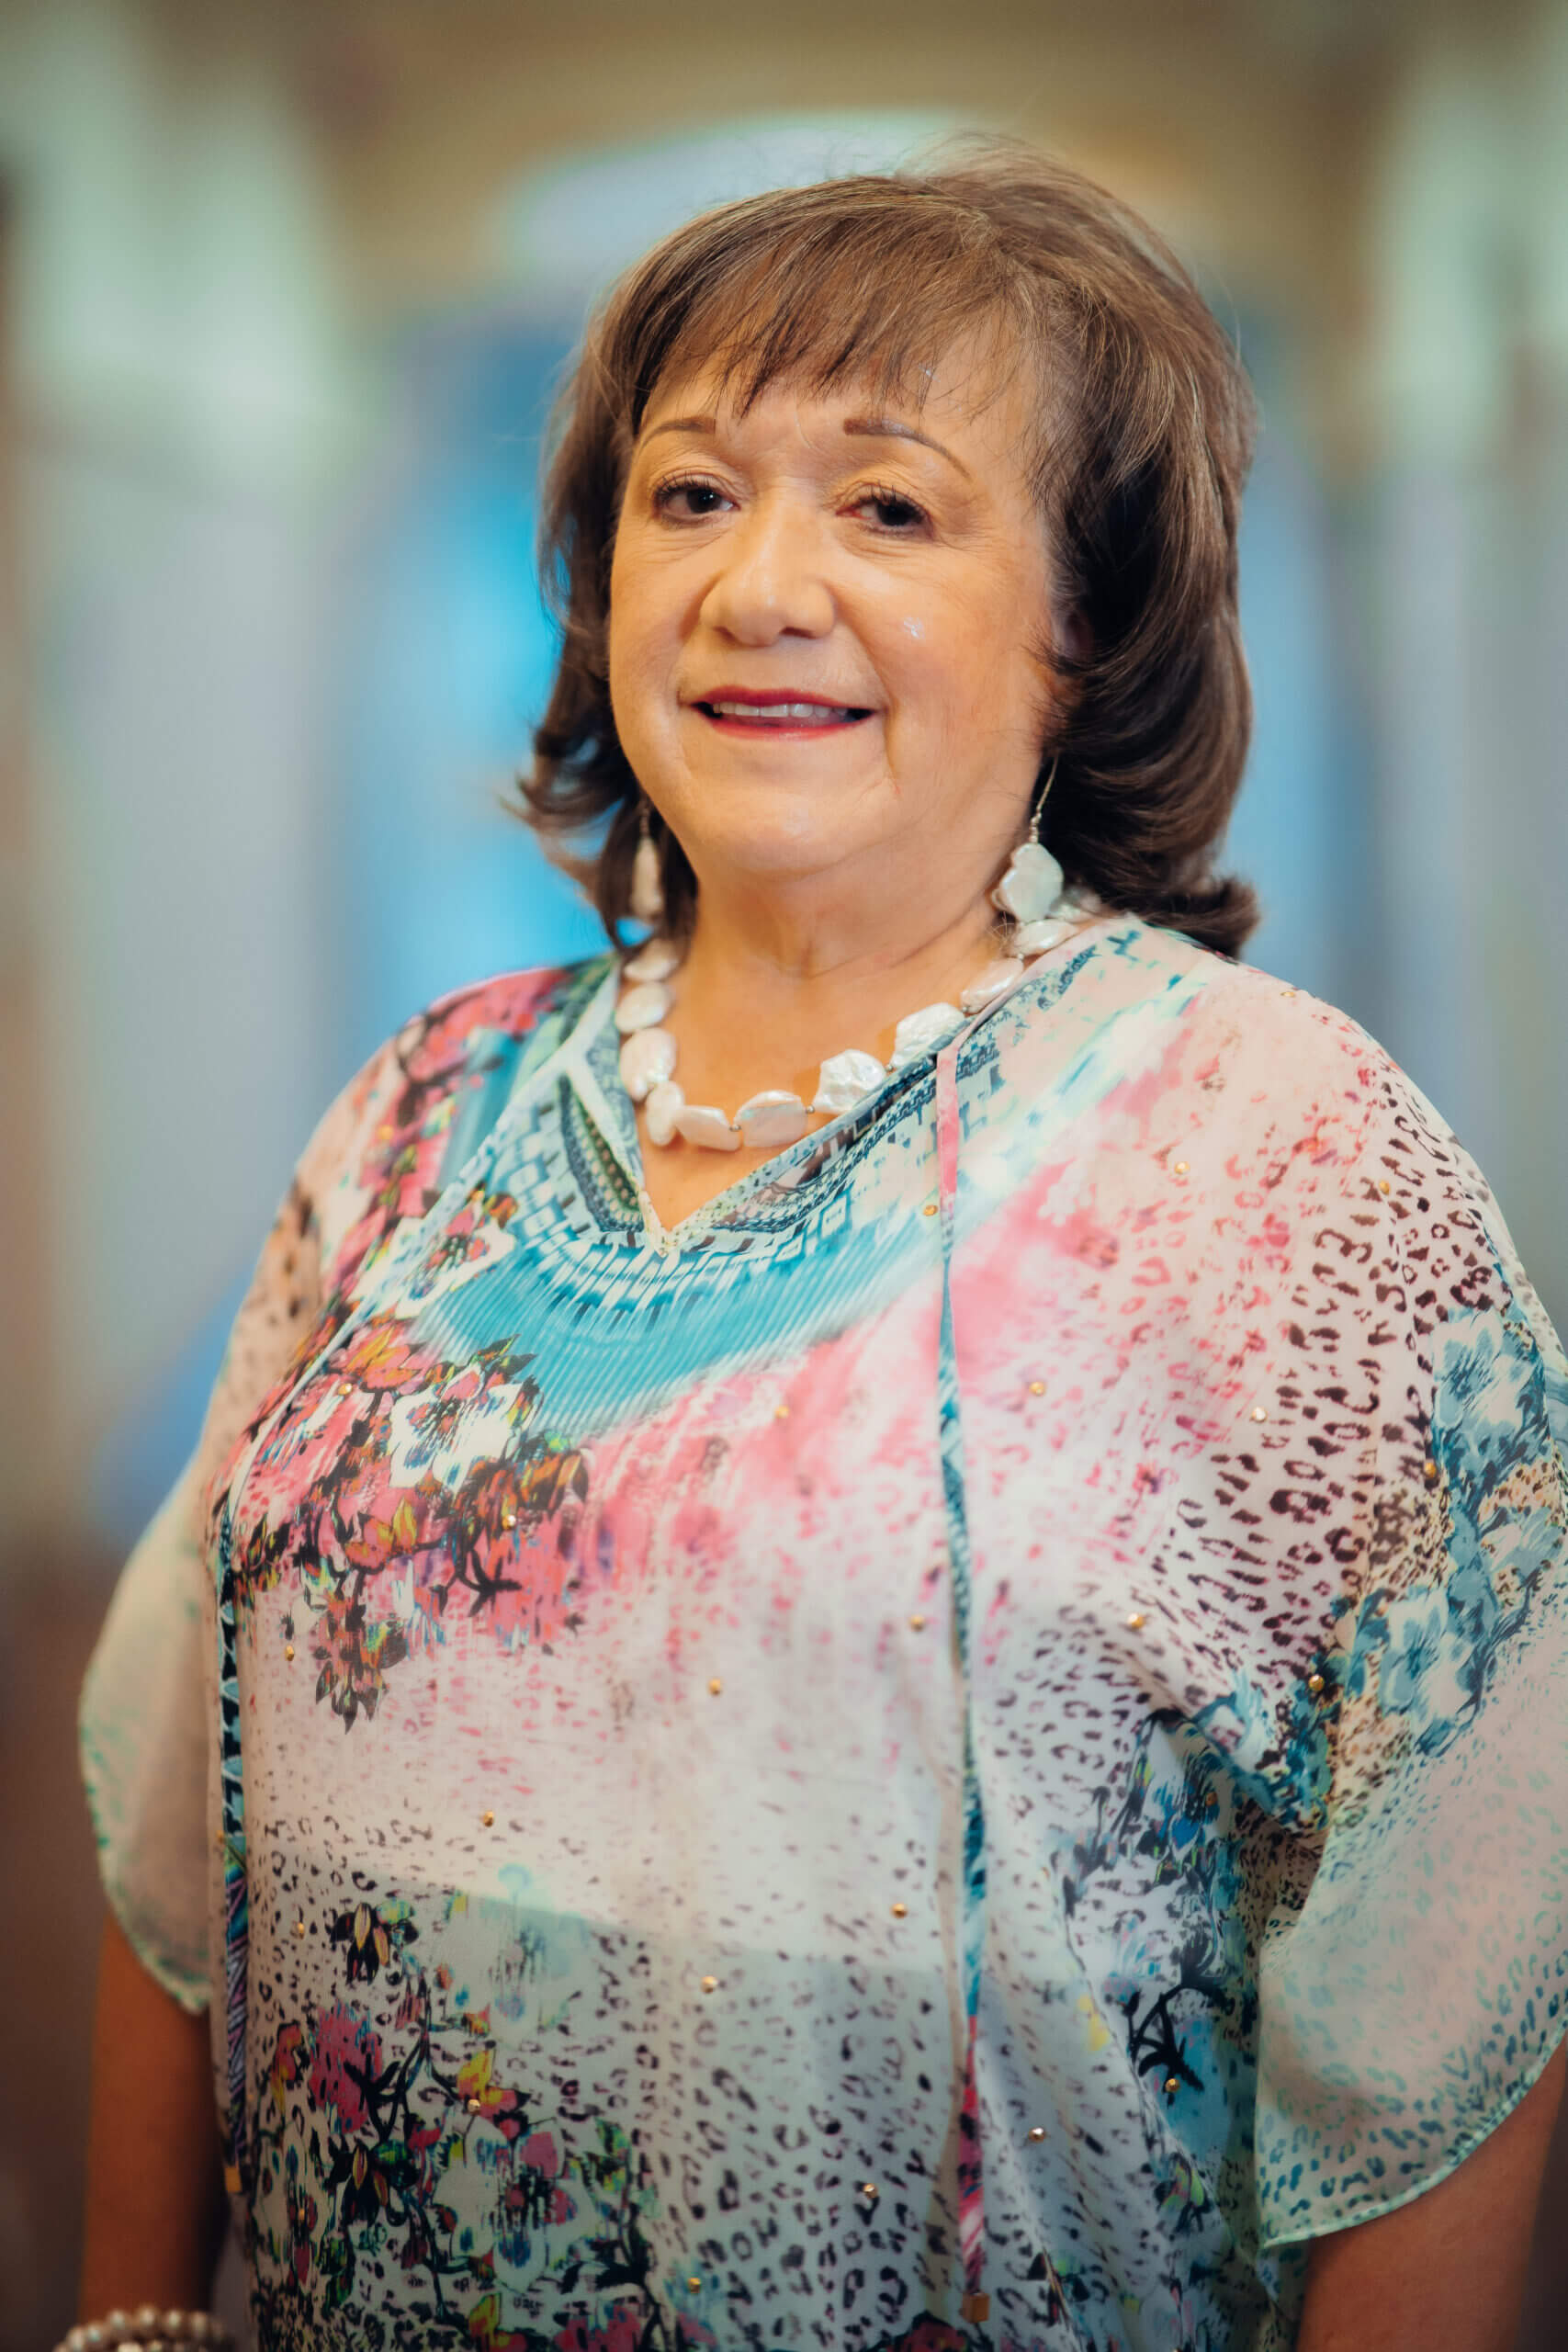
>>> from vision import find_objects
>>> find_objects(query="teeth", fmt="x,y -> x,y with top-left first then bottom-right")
709,700 -> 853,721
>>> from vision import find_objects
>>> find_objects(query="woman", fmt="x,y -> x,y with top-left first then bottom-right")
76,147 -> 1566,2352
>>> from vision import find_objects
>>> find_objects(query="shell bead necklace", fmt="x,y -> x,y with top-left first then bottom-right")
615,837 -> 1097,1153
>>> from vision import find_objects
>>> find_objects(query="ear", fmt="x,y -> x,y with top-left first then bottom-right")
1055,606 -> 1092,666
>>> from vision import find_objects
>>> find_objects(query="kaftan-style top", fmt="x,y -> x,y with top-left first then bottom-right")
81,917 -> 1568,2352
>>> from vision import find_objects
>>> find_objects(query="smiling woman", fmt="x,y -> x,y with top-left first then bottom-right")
600,344 -> 1075,1215
612,356 -> 1054,873
527,153 -> 1255,962
75,142 -> 1567,2352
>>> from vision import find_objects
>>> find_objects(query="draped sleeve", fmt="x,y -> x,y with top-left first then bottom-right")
78,1033 -> 409,2008
1253,1046 -> 1568,2245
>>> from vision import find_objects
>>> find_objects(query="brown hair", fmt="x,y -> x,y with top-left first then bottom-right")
519,140 -> 1259,956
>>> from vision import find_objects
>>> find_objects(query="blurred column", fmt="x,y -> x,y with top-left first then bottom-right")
0,181 -> 51,1560
1512,1 -> 1568,1323
0,0 -> 372,1559
1359,24 -> 1567,1327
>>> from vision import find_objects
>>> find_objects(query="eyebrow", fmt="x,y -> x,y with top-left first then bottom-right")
843,416 -> 970,477
643,414 -> 717,441
640,411 -> 970,478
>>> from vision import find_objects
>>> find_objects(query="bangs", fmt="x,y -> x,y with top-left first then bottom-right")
615,184 -> 1032,435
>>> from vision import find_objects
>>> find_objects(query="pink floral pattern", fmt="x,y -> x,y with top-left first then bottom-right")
80,932 -> 1568,2352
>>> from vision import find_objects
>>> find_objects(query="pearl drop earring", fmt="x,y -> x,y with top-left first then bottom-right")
990,756 -> 1064,923
629,799 -> 666,924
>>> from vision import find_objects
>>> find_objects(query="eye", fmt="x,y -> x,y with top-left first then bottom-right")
850,485 -> 931,532
651,475 -> 733,520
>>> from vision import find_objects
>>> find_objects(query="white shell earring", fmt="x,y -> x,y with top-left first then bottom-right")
630,800 -> 666,924
990,756 -> 1064,923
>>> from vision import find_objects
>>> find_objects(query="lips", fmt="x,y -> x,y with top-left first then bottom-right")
687,687 -> 873,734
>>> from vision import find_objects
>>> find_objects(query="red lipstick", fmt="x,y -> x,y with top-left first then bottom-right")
688,687 -> 873,738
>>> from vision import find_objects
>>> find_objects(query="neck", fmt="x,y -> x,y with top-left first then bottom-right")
679,872 -> 1005,1005
652,869 -> 1010,1125
614,827 -> 1084,1178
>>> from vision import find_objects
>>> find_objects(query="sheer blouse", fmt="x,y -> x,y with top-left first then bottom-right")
82,917 -> 1568,2352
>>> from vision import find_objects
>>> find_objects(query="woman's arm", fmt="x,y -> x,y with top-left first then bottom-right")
1297,2041 -> 1566,2352
78,1911 -> 228,2314
75,1037 -> 423,2318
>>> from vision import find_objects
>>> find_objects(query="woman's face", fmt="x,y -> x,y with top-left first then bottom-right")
608,340 -> 1071,927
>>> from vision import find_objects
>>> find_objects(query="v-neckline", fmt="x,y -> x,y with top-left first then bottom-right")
557,966 -> 895,1254
533,922 -> 1116,1255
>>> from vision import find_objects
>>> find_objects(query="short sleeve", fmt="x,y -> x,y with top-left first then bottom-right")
78,1031 -> 407,2008
79,1461 -> 214,2008
1254,1070 -> 1568,2245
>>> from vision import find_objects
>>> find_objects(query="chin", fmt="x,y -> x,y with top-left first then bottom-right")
671,767 -> 886,867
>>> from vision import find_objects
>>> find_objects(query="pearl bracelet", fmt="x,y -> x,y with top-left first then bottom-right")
55,2312 -> 232,2352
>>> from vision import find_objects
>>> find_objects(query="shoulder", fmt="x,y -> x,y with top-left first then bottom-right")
1013,915 -> 1461,1175
1185,938 -> 1424,1129
1180,939 -> 1515,1253
1137,934 -> 1566,1373
304,956 -> 613,1281
1100,916 -> 1407,1107
990,916 -> 1542,1315
388,958 -> 610,1079
195,956 -> 613,1493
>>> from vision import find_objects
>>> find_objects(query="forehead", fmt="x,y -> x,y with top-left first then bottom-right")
637,328 -> 1036,462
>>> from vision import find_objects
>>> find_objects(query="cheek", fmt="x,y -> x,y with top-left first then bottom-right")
946,570 -> 1054,732
606,576 -> 663,732
883,584 -> 1038,736
611,548 -> 689,662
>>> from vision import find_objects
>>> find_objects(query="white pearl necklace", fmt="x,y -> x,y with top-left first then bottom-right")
615,841 -> 1097,1152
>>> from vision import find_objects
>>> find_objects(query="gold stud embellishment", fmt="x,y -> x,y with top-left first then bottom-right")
293,1919 -> 306,1939
468,2097 -> 482,2114
1306,1672 -> 1325,1695
861,2181 -> 879,2201
284,1644 -> 295,1661
922,1202 -> 939,1216
774,1402 -> 791,1419
908,1612 -> 927,1632
701,1974 -> 718,1993
501,1510 -> 516,1530
1423,1456 -> 1438,1480
708,1678 -> 723,1696
1164,2075 -> 1180,2097
1027,2125 -> 1046,2143
891,1902 -> 908,1918
1378,1179 -> 1391,1195
1249,1406 -> 1269,1423
1125,1611 -> 1146,1632
1173,1159 -> 1190,1177
481,1810 -> 495,1827
687,2276 -> 702,2290
1028,1380 -> 1046,1396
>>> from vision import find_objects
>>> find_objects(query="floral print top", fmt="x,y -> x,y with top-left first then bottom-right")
81,916 -> 1568,2352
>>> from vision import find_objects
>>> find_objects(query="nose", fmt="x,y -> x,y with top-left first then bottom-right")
697,492 -> 835,645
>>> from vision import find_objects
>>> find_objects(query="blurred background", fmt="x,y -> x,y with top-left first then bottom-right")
2,0 -> 1565,2341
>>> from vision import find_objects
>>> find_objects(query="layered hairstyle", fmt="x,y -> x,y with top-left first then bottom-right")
519,141 -> 1259,956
